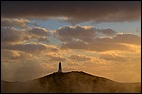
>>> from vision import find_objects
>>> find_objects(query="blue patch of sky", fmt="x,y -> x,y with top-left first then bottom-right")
28,19 -> 72,30
48,32 -> 63,47
78,20 -> 141,36
28,19 -> 141,36
94,21 -> 141,35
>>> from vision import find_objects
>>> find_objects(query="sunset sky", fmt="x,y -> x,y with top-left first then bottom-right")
1,1 -> 141,82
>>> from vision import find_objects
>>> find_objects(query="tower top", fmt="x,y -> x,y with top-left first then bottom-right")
58,62 -> 62,73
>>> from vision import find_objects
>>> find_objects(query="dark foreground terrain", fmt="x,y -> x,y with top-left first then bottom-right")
1,71 -> 141,93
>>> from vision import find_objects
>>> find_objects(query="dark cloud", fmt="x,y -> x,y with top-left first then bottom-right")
56,26 -> 96,42
1,1 -> 140,22
29,27 -> 48,36
28,27 -> 49,42
113,34 -> 141,45
56,25 -> 116,43
69,55 -> 91,61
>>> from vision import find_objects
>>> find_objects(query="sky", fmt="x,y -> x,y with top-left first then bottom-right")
1,1 -> 141,82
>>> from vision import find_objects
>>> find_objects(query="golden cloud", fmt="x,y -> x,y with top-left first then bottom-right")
1,18 -> 29,28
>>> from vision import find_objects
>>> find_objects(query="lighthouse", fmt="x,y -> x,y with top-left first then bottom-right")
58,62 -> 62,73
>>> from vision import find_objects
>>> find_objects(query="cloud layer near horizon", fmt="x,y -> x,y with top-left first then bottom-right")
1,23 -> 141,82
1,1 -> 141,23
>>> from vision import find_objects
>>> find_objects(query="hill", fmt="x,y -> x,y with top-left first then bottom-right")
1,71 -> 141,93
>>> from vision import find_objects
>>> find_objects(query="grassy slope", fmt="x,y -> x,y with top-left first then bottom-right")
1,71 -> 141,93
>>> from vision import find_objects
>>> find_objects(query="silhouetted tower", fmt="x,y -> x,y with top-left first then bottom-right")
58,62 -> 62,73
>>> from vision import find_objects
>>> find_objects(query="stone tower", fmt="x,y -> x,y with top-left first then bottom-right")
58,62 -> 62,73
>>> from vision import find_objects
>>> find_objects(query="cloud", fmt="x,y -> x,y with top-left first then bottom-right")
1,18 -> 29,28
69,55 -> 91,62
96,28 -> 116,36
46,55 -> 66,62
56,25 -> 116,43
61,40 -> 129,52
56,26 -> 140,52
3,43 -> 59,54
61,40 -> 88,50
99,52 -> 127,62
56,25 -> 96,42
1,26 -> 49,47
28,27 -> 49,42
37,37 -> 49,42
113,33 -> 141,45
1,27 -> 29,44
60,33 -> 141,52
1,1 -> 140,22
29,27 -> 48,36
1,49 -> 33,61
97,49 -> 141,63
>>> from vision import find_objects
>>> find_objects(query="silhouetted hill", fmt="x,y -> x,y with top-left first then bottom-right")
1,71 -> 141,93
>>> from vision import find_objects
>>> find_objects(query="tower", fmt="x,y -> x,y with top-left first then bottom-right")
58,62 -> 62,73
